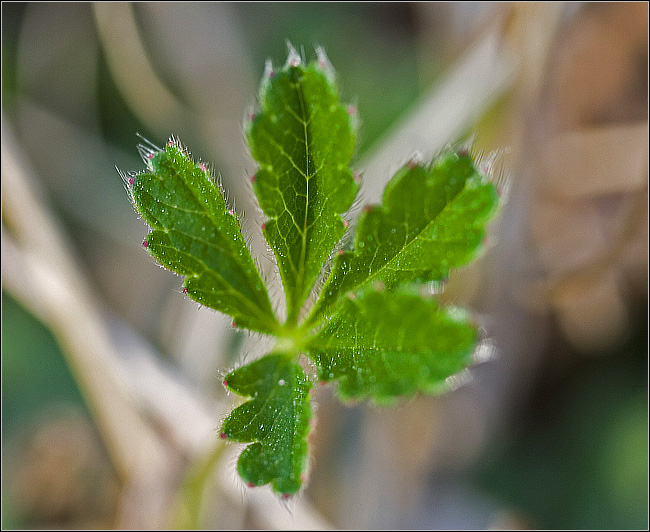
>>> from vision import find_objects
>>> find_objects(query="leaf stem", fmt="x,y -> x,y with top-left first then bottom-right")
273,324 -> 312,358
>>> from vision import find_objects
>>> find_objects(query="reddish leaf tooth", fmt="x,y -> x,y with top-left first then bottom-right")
247,482 -> 256,488
220,433 -> 227,439
142,240 -> 149,248
337,249 -> 345,256
128,176 -> 135,185
181,287 -> 188,294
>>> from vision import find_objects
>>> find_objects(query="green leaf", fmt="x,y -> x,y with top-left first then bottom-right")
124,48 -> 504,499
307,151 -> 499,325
221,354 -> 312,496
306,289 -> 477,404
129,143 -> 279,334
247,49 -> 359,325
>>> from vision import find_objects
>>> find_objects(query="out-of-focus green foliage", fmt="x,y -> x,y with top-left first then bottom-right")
1,292 -> 87,439
2,293 -> 89,529
1,3 -> 24,112
474,319 -> 648,529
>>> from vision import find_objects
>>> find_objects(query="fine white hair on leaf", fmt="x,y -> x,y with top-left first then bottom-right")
285,41 -> 302,68
444,368 -> 473,392
473,337 -> 498,364
315,45 -> 333,73
457,133 -> 478,156
116,166 -> 134,200
136,144 -> 156,167
136,132 -> 162,151
263,58 -> 274,81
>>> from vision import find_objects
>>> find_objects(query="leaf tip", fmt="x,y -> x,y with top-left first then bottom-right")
315,46 -> 336,77
455,145 -> 466,156
315,45 -> 330,67
285,43 -> 302,68
263,58 -> 275,80
136,134 -> 162,166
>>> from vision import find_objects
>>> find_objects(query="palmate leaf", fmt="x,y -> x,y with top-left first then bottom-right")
129,143 -> 279,334
126,47 -> 503,501
221,354 -> 312,496
247,48 -> 358,324
306,152 -> 499,326
306,290 -> 477,404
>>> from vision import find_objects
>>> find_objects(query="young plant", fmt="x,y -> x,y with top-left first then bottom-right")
124,47 -> 500,498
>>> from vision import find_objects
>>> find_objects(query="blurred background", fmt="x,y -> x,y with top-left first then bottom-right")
2,2 -> 647,529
